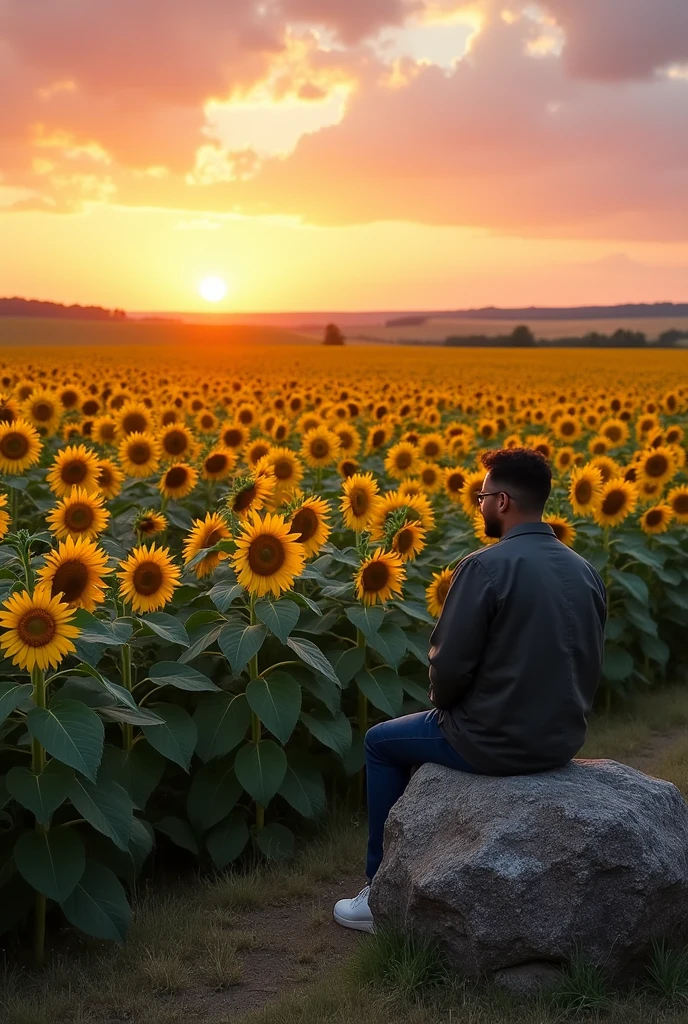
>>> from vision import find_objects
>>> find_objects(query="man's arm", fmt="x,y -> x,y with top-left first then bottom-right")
428,555 -> 496,710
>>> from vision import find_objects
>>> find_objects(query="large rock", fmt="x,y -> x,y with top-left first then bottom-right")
369,759 -> 688,985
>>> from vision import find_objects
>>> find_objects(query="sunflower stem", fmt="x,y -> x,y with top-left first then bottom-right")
31,664 -> 47,967
356,627 -> 368,807
10,487 -> 19,532
121,644 -> 134,750
249,594 -> 263,831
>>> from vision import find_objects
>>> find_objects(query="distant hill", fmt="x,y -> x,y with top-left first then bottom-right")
386,303 -> 688,326
0,298 -> 126,321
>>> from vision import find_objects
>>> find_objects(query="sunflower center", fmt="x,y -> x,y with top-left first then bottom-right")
274,458 -> 293,480
17,609 -> 57,647
205,454 -> 227,474
238,410 -> 253,425
395,527 -> 414,554
122,412 -> 147,434
421,468 -> 436,485
605,427 -> 622,442
164,430 -> 188,455
33,402 -> 54,422
205,527 -> 225,548
62,460 -> 89,484
447,473 -> 464,493
424,442 -> 439,457
133,562 -> 164,595
251,444 -> 270,462
673,493 -> 688,515
561,421 -> 575,436
82,399 -> 99,416
361,560 -> 391,592
372,430 -> 385,447
99,423 -> 116,442
128,442 -> 152,464
65,503 -> 95,531
601,489 -> 626,516
200,415 -> 214,429
98,467 -> 113,488
310,439 -> 329,459
575,480 -> 592,505
275,425 -> 287,440
290,507 -> 318,543
350,487 -> 370,516
338,432 -> 353,449
247,535 -> 286,576
223,429 -> 243,447
645,509 -> 663,527
645,454 -> 668,478
395,451 -> 412,470
436,578 -> 450,607
166,466 -> 188,489
1,431 -> 30,459
51,559 -> 90,602
139,519 -> 157,534
233,484 -> 257,513
61,390 -> 79,408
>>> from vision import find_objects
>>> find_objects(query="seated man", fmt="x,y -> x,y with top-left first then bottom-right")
334,447 -> 607,932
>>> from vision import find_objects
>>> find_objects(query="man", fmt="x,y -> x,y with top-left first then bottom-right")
333,447 -> 607,932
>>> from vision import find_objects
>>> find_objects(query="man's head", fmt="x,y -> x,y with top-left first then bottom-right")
478,448 -> 552,539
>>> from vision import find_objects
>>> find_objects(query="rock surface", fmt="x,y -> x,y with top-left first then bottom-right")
369,759 -> 688,984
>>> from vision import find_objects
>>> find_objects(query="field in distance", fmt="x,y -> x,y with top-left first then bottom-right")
327,315 -> 688,344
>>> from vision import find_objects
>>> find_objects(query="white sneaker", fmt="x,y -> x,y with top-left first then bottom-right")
333,885 -> 375,933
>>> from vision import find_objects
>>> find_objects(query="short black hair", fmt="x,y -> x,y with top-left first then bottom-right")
481,447 -> 552,513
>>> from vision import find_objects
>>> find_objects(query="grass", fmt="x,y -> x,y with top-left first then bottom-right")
5,687 -> 688,1024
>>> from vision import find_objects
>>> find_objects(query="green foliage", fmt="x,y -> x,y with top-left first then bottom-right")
346,925 -> 450,997
645,940 -> 688,1003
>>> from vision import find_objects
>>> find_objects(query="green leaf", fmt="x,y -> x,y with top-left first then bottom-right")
218,619 -> 268,674
667,587 -> 688,612
184,609 -> 225,632
208,580 -> 245,613
300,673 -> 340,716
6,761 -> 73,823
623,599 -> 658,637
396,600 -> 436,625
290,592 -> 323,616
148,661 -> 218,692
603,645 -> 634,681
61,861 -> 131,943
355,668 -> 404,717
255,599 -> 300,644
346,605 -> 385,642
327,646 -> 365,686
246,672 -> 301,745
178,621 -> 224,664
586,548 -> 609,573
67,776 -> 134,852
206,811 -> 250,869
14,828 -> 85,903
286,637 -> 342,687
256,823 -> 294,861
99,705 -> 165,727
341,728 -> 365,776
234,740 -> 287,807
401,678 -> 433,708
139,613 -> 189,647
142,704 -> 197,772
26,700 -> 104,782
187,759 -> 242,833
100,743 -> 165,811
155,816 -> 199,855
640,634 -> 670,666
71,609 -> 132,646
604,616 -> 626,641
367,622 -> 407,668
300,710 -> 352,757
193,692 -> 251,762
609,570 -> 650,606
403,634 -> 429,666
0,683 -> 33,726
278,755 -> 326,818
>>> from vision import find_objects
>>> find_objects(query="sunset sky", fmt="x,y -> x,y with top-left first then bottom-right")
2,0 -> 688,312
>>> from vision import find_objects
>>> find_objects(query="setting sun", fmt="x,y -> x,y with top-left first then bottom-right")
198,276 -> 228,303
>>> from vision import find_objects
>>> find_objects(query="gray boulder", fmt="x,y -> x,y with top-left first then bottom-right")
369,759 -> 688,986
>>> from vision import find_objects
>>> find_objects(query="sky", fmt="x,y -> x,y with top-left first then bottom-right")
2,0 -> 688,313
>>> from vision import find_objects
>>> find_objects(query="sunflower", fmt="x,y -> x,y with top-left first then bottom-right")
116,401 -> 154,438
417,461 -> 443,494
36,535 -> 109,611
245,437 -> 273,469
118,431 -> 161,478
333,424 -> 361,456
426,568 -> 453,618
398,478 -> 424,499
0,418 -> 42,474
23,390 -> 60,435
442,466 -> 467,503
635,413 -> 661,442
365,424 -> 390,453
0,392 -> 20,424
92,415 -> 118,446
554,446 -> 576,474
288,496 -> 332,558
370,489 -> 435,539
667,486 -> 688,525
257,447 -> 304,496
159,462 -> 198,500
384,441 -> 418,481
95,458 -> 125,499
0,588 -> 80,672
47,486 -> 110,541
599,418 -> 629,447
391,519 -> 426,562
459,470 -> 486,519
338,458 -> 360,479
637,446 -> 677,488
117,543 -> 181,614
135,509 -> 168,538
639,504 -> 673,535
0,493 -> 10,540
195,409 -> 218,434
221,423 -> 249,451
46,443 -> 101,497
232,511 -> 306,598
338,472 -> 378,531
543,514 -> 577,548
159,423 -> 199,463
183,512 -> 232,579
235,402 -> 258,428
593,479 -> 638,528
665,424 -> 684,447
418,433 -> 446,461
568,466 -> 603,516
300,425 -> 341,469
554,416 -> 581,442
201,447 -> 236,481
354,548 -> 405,606
226,471 -> 275,520
588,455 -> 622,484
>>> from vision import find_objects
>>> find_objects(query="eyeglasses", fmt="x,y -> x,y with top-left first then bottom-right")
476,490 -> 511,504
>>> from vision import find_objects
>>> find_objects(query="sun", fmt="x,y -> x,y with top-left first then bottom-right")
198,276 -> 228,303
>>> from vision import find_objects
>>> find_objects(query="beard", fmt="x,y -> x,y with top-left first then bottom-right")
483,513 -> 503,539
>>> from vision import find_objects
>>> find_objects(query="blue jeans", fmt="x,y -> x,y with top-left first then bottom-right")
364,710 -> 476,880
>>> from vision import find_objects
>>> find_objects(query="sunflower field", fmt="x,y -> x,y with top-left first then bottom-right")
0,342 -> 687,958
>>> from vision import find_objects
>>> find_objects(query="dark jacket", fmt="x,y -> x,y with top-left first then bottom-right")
428,522 -> 607,775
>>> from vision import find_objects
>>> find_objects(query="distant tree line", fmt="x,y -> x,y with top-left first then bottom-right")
444,325 -> 688,348
0,298 -> 127,321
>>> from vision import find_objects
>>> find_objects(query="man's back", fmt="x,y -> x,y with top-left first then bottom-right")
428,522 -> 607,775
